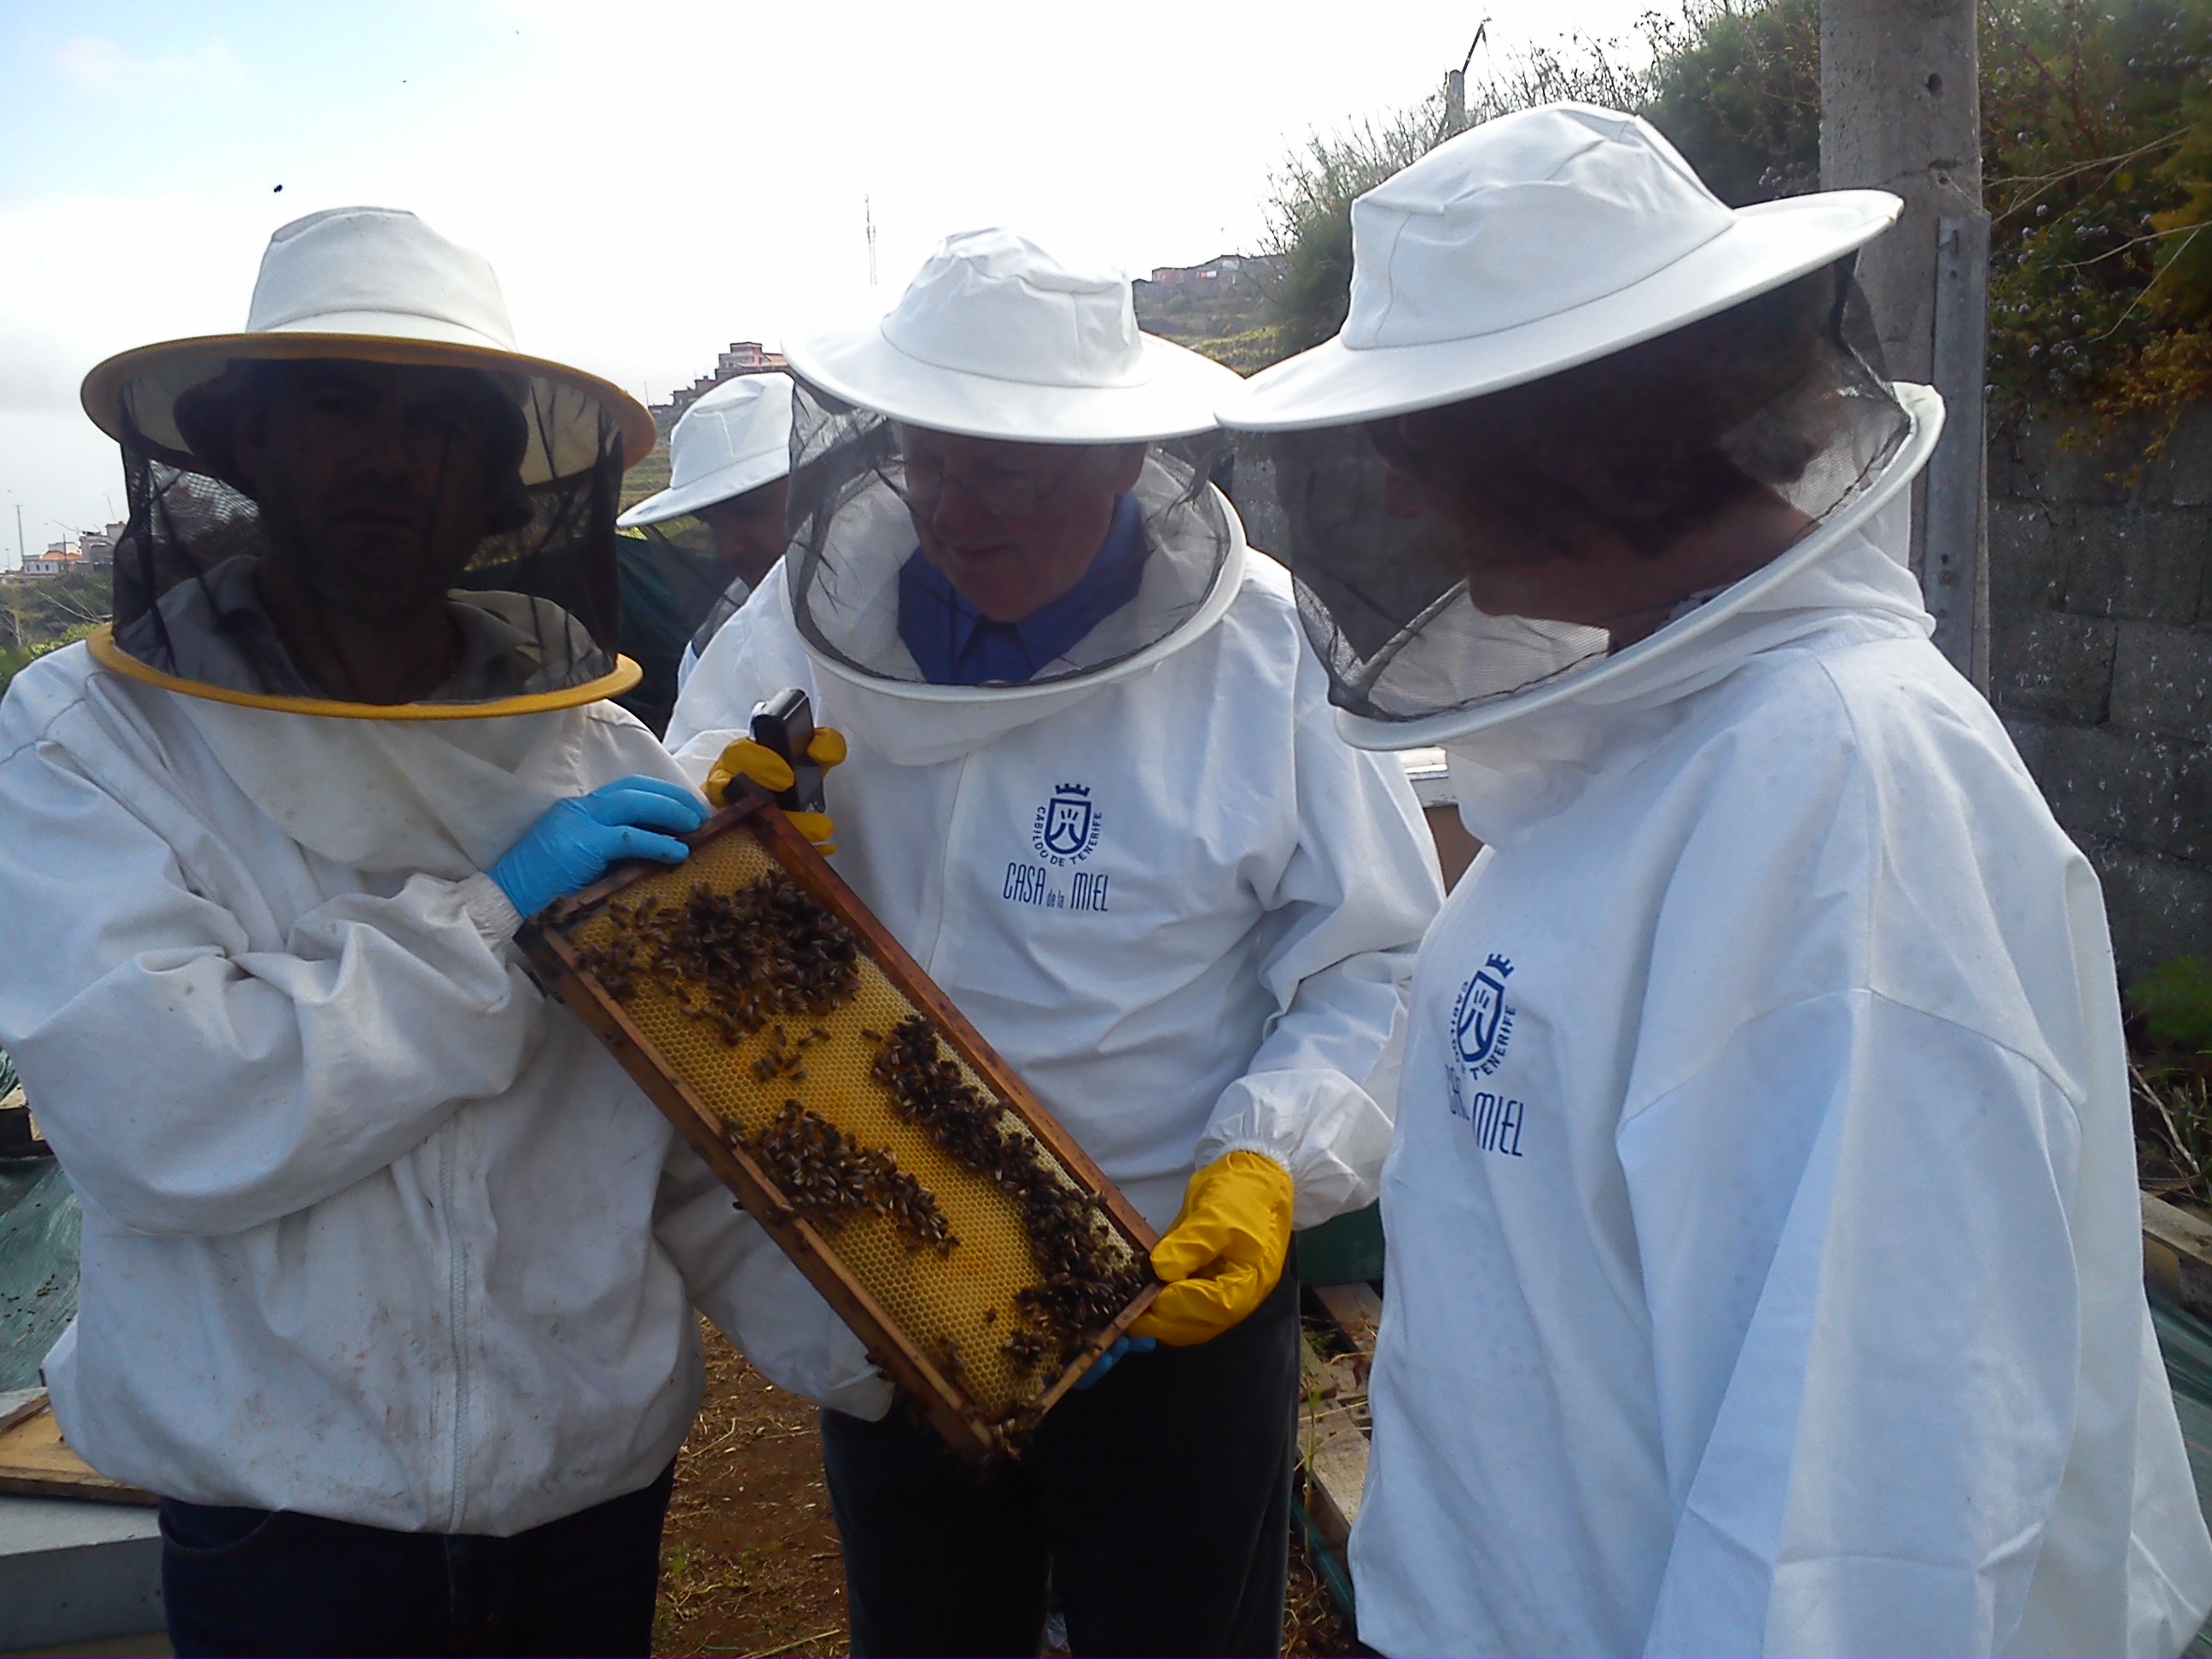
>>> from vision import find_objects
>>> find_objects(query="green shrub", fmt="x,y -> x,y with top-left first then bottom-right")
2134,958 -> 2212,1052
0,624 -> 97,704
1256,0 -> 2212,437
1642,0 -> 1820,207
1982,0 -> 2212,437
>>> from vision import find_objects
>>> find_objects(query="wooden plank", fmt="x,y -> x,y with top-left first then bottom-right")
520,784 -> 1159,1460
0,1403 -> 155,1507
2145,1193 -> 2212,1324
0,1388 -> 45,1435
1313,1283 -> 1383,1358
1306,1429 -> 1371,1551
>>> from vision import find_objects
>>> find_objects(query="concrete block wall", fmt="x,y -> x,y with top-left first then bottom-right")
1992,406 -> 2212,978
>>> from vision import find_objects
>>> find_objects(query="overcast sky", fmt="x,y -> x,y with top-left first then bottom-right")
0,0 -> 1656,563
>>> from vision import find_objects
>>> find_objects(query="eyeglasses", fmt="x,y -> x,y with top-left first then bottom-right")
894,445 -> 1088,521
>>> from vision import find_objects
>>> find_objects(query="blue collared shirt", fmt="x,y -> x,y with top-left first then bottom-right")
897,492 -> 1148,685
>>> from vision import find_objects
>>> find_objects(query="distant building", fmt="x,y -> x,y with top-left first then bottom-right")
20,541 -> 84,578
1143,254 -> 1276,292
77,522 -> 124,568
717,341 -> 779,376
650,341 -> 792,434
1132,254 -> 1279,347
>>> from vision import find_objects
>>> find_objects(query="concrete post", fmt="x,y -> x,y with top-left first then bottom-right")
1821,0 -> 1990,686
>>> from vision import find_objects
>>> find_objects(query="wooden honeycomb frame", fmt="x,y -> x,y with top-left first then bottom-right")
518,785 -> 1160,1460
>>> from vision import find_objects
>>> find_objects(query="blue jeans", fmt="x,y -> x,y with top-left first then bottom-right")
159,1461 -> 675,1657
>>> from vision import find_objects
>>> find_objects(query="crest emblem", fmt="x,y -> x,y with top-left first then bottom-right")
1033,783 -> 1102,864
1452,954 -> 1516,1075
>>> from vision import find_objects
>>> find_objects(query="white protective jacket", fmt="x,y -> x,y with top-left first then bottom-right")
665,541 -> 1443,1235
0,648 -> 885,1534
1351,519 -> 2212,1656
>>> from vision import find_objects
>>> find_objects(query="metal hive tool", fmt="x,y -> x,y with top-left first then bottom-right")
518,787 -> 1160,1459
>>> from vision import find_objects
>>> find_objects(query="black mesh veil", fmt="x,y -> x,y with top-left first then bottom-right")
103,360 -> 631,714
1266,263 -> 1910,726
619,515 -> 748,665
782,379 -> 1238,690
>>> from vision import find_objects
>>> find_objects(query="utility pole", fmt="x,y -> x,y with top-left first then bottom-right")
1822,0 -> 1989,688
1445,22 -> 1486,136
866,196 -> 879,289
13,504 -> 22,573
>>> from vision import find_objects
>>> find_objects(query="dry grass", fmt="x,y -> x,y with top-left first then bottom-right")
622,439 -> 672,514
2135,1058 -> 2212,1214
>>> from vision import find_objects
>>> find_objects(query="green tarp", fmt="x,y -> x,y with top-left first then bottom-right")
2151,1293 -> 2212,1656
0,1158 -> 77,1392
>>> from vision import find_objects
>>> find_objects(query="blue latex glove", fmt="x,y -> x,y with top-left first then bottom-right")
1074,1335 -> 1157,1390
489,776 -> 707,918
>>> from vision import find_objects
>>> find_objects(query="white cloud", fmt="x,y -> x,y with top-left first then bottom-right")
52,35 -> 250,92
0,194 -> 271,562
0,324 -> 82,416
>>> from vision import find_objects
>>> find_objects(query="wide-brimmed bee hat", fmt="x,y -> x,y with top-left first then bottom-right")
772,230 -> 1252,709
79,206 -> 657,719
1214,104 -> 1937,750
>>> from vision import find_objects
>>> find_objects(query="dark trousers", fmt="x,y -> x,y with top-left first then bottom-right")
159,1460 -> 676,1658
821,1263 -> 1301,1658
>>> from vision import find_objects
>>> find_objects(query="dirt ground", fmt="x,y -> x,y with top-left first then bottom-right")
654,1322 -> 1361,1657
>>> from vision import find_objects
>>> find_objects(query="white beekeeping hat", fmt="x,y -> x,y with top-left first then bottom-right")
1213,105 -> 1940,749
620,373 -> 796,527
79,206 -> 654,720
85,205 -> 652,484
788,229 -> 1239,444
1220,103 -> 1900,431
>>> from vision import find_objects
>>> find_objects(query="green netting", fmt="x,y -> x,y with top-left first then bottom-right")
1297,1202 -> 1384,1289
0,1159 -> 78,1392
2151,1292 -> 2212,1656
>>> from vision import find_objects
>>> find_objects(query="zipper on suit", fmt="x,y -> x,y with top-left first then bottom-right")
439,1119 -> 472,1534
924,754 -> 970,975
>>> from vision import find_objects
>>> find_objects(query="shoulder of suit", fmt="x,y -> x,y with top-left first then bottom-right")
1673,631 -> 2055,851
0,642 -> 123,768
1233,543 -> 1298,606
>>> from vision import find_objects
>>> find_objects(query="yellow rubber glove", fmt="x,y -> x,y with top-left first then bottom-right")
1130,1150 -> 1295,1347
705,728 -> 847,853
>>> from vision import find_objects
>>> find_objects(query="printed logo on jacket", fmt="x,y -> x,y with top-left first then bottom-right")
1447,954 -> 1525,1158
1003,782 -> 1110,913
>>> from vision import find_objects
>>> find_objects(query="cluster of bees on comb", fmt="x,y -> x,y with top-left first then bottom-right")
576,872 -> 859,1042
868,1015 -> 1150,1382
747,1097 -> 958,1256
574,866 -> 1148,1418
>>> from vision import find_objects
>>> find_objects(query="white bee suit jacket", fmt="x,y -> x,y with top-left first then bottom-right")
664,543 -> 1443,1235
1350,517 -> 2212,1656
0,647 -> 886,1534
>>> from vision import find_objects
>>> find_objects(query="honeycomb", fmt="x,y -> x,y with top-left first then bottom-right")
559,824 -> 1143,1423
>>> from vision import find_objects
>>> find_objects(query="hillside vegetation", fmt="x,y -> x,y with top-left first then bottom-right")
0,568 -> 107,700
1257,0 -> 2212,442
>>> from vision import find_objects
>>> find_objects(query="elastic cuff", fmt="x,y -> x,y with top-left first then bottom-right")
820,1371 -> 895,1422
457,872 -> 525,946
1201,1141 -> 1295,1180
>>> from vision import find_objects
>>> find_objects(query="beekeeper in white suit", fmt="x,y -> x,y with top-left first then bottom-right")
666,227 -> 1442,1656
1220,102 -> 2212,1657
617,370 -> 796,689
0,207 -> 880,1658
